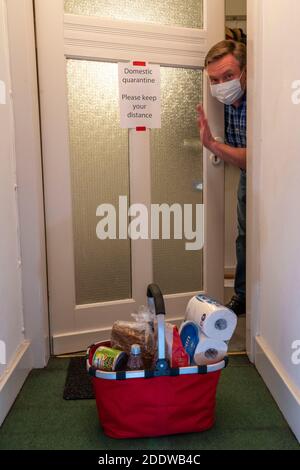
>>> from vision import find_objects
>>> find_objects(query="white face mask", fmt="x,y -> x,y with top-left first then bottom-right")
210,71 -> 245,105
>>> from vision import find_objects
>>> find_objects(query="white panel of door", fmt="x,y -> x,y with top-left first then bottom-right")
35,0 -> 225,354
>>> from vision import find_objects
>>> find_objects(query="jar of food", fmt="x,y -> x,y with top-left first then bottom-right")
92,346 -> 128,371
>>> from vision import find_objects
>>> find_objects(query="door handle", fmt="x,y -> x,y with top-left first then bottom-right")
209,137 -> 223,166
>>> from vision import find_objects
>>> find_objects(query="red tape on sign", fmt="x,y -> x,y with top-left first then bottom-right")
133,61 -> 146,66
133,62 -> 147,130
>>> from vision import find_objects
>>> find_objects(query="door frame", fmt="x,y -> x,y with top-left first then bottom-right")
4,0 -> 49,368
5,0 -> 261,368
246,0 -> 261,362
35,0 -> 226,354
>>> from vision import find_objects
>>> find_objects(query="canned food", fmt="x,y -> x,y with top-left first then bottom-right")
92,346 -> 127,371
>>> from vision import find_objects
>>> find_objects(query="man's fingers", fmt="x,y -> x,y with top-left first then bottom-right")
197,105 -> 213,148
196,104 -> 206,120
197,107 -> 207,127
198,119 -> 206,132
198,116 -> 209,131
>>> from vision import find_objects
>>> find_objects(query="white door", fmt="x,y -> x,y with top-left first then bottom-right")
35,0 -> 225,354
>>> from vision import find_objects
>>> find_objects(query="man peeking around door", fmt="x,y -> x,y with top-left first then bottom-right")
197,40 -> 247,316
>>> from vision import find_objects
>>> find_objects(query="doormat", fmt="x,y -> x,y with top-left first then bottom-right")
63,356 -> 95,400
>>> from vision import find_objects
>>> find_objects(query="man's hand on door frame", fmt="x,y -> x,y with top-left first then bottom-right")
196,104 -> 247,170
196,104 -> 216,152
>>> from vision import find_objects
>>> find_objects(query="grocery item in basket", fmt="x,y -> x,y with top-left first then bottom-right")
131,305 -> 155,327
193,333 -> 228,366
185,295 -> 237,341
179,321 -> 201,362
111,321 -> 155,369
126,344 -> 145,371
165,323 -> 190,368
92,346 -> 128,371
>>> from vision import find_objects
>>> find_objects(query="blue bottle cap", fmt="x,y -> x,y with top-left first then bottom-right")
131,344 -> 141,355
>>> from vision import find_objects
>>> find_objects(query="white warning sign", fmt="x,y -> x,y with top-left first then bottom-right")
118,62 -> 161,129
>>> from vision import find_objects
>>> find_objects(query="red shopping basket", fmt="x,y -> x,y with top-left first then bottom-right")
86,284 -> 228,439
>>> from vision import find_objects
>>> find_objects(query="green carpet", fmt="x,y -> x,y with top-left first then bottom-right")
0,356 -> 299,450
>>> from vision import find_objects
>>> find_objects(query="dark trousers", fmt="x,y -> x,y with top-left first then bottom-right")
234,170 -> 246,302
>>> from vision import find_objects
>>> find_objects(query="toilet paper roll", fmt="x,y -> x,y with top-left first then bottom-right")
193,333 -> 228,366
185,294 -> 237,341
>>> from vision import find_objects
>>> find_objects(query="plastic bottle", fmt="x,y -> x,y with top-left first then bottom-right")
126,344 -> 144,371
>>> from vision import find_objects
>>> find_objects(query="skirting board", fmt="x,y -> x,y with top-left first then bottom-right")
0,341 -> 32,426
52,317 -> 184,355
255,336 -> 300,443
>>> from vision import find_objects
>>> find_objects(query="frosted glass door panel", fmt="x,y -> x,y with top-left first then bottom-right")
66,60 -> 131,305
151,67 -> 203,295
64,0 -> 203,29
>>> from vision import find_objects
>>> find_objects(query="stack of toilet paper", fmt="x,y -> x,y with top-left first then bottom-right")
180,295 -> 237,366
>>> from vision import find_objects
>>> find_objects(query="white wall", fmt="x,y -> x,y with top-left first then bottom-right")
226,0 -> 247,16
0,0 -> 32,426
0,0 -> 48,426
6,0 -> 49,369
248,0 -> 300,442
0,0 -> 24,380
226,0 -> 247,32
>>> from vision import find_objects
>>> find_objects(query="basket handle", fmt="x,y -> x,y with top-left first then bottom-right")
147,283 -> 166,315
147,284 -> 169,374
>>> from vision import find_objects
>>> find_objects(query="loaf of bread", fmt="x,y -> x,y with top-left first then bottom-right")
111,321 -> 155,370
